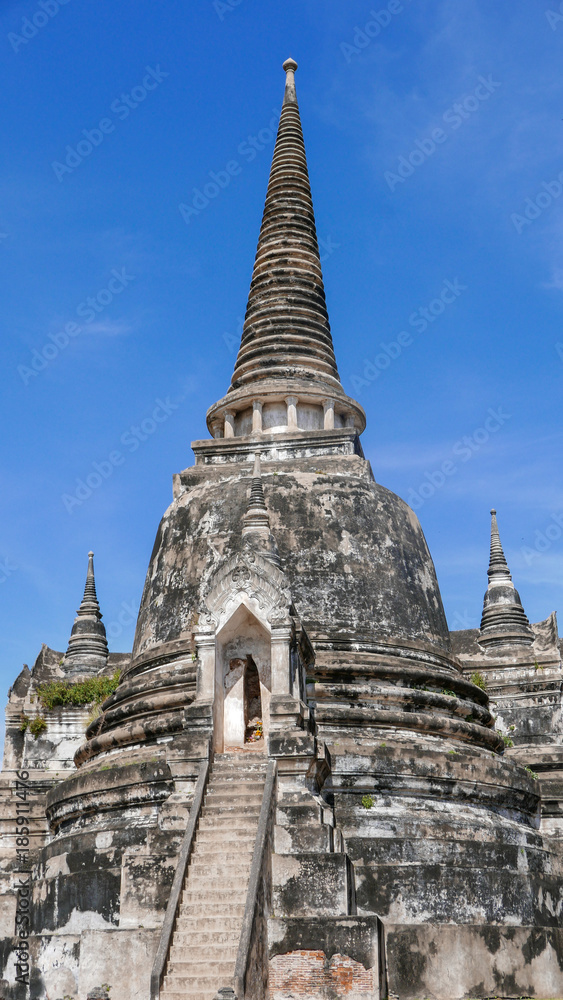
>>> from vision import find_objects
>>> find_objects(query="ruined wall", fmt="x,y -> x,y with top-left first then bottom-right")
0,646 -> 133,1000
451,614 -> 563,839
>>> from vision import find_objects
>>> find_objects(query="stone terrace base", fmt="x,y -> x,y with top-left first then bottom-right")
30,928 -> 159,1000
385,924 -> 563,1000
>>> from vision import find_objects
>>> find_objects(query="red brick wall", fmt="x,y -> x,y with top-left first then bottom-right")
269,949 -> 376,998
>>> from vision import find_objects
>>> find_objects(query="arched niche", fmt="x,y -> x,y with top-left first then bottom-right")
214,602 -> 271,752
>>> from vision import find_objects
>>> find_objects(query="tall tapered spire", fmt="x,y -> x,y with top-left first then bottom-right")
205,59 -> 365,442
230,58 -> 341,392
487,509 -> 511,582
63,552 -> 109,675
479,510 -> 533,647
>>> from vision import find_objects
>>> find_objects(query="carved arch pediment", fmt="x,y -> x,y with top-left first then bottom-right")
199,543 -> 293,632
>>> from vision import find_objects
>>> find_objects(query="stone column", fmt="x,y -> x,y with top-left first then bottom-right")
285,396 -> 298,430
252,399 -> 263,433
193,627 -> 216,702
323,398 -> 335,430
224,410 -> 235,438
271,623 -> 293,695
210,419 -> 223,439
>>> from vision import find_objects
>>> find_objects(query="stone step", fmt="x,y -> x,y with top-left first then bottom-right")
200,804 -> 261,819
187,854 -> 252,869
168,960 -> 236,977
171,919 -> 241,935
204,790 -> 264,803
194,829 -> 256,843
208,775 -> 266,786
209,768 -> 267,777
169,936 -> 238,953
171,925 -> 241,944
180,878 -> 248,907
191,842 -> 254,857
164,973 -> 234,991
202,795 -> 262,807
179,901 -> 246,918
161,987 -> 232,1000
170,937 -> 238,955
184,866 -> 251,883
198,814 -> 257,827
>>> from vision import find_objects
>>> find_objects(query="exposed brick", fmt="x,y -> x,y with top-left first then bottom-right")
269,950 -> 375,998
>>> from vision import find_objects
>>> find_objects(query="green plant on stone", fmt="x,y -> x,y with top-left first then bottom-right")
471,671 -> 487,691
534,660 -> 544,671
361,795 -> 374,809
440,688 -> 457,698
525,766 -> 539,780
86,704 -> 102,730
499,734 -> 514,748
19,714 -> 30,733
36,671 -> 121,710
28,717 -> 48,739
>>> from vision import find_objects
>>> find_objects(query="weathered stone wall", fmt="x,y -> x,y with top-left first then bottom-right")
452,614 -> 563,840
0,645 -> 131,1000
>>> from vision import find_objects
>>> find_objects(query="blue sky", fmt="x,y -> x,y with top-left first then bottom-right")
1,0 -> 562,742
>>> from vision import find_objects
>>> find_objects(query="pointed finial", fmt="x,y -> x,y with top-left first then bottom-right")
241,455 -> 281,565
244,453 -> 269,530
63,551 -> 109,675
488,508 -> 511,582
282,56 -> 298,105
480,510 -> 533,648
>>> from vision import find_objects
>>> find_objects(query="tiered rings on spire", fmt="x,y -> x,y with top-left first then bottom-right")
63,551 -> 109,675
479,510 -> 534,648
230,58 -> 341,391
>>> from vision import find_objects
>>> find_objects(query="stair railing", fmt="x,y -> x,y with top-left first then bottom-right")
150,756 -> 210,1000
232,759 -> 277,1000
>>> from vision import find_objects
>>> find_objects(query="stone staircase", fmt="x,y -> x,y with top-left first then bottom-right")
160,752 -> 268,1000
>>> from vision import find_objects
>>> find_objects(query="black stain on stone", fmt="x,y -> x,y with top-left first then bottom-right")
522,927 -> 546,965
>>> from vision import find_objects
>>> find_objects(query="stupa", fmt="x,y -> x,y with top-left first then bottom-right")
1,58 -> 562,1000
